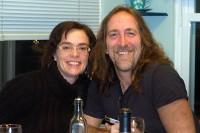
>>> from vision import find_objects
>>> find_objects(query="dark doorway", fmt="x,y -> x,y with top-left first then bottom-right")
195,0 -> 200,120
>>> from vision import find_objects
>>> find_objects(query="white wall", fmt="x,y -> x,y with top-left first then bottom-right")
101,1 -> 126,20
145,0 -> 174,61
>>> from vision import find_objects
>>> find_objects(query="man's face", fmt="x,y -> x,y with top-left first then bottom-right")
106,11 -> 142,74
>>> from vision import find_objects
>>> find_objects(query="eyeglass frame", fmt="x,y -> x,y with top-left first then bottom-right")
57,42 -> 91,53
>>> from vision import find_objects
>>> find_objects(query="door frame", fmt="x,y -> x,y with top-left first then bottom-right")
175,0 -> 200,109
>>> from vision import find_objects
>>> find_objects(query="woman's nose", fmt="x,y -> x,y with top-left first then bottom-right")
70,47 -> 79,57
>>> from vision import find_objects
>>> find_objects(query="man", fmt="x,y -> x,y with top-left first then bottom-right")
84,6 -> 197,133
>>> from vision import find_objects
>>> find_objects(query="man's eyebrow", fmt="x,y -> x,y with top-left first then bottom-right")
107,28 -> 138,33
107,29 -> 118,33
126,28 -> 138,32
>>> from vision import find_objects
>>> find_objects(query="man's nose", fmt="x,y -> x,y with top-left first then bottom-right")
118,35 -> 128,46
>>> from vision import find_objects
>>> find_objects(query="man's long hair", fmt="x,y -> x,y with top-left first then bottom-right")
89,6 -> 173,94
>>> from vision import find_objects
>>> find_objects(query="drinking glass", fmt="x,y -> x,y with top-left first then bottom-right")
131,117 -> 145,133
0,124 -> 22,133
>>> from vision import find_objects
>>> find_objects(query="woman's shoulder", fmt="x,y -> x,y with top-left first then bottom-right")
15,69 -> 46,80
3,69 -> 47,89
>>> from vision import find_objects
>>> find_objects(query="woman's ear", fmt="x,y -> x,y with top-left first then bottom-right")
53,54 -> 57,61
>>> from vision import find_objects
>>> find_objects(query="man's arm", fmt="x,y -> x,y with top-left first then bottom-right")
86,119 -> 119,133
88,124 -> 110,133
158,99 -> 196,133
84,114 -> 110,133
84,114 -> 103,127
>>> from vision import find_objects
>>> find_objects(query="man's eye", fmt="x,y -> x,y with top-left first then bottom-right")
109,33 -> 117,38
127,32 -> 135,37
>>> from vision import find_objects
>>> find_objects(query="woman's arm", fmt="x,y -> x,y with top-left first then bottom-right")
0,76 -> 36,123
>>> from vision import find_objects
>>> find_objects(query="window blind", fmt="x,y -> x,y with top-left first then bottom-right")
0,0 -> 100,41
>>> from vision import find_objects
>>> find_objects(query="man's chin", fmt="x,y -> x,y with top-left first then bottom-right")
115,65 -> 134,72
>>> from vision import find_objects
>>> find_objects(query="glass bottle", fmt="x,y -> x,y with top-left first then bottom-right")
119,108 -> 132,133
69,97 -> 87,133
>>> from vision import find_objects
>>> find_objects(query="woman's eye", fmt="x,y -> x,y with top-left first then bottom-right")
62,46 -> 71,50
79,46 -> 87,51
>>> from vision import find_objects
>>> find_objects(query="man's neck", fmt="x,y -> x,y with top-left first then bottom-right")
116,71 -> 133,94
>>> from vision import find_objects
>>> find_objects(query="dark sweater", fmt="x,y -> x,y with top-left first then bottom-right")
0,63 -> 89,133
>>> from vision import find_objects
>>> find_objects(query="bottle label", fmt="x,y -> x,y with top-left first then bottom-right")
71,123 -> 86,133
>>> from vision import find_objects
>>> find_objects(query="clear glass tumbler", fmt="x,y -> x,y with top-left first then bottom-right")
131,117 -> 145,133
0,124 -> 22,133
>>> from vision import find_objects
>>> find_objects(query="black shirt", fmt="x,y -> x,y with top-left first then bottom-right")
84,63 -> 188,133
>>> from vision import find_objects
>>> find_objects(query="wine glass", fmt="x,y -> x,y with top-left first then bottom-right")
0,124 -> 22,133
131,117 -> 145,133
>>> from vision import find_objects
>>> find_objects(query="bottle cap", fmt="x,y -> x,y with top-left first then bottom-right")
119,108 -> 132,133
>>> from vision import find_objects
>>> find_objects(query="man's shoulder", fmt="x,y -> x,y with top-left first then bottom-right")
144,62 -> 172,73
141,63 -> 176,82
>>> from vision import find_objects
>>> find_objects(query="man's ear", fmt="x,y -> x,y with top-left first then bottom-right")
105,49 -> 108,54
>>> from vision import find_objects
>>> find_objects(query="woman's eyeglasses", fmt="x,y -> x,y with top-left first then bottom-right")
57,44 -> 91,53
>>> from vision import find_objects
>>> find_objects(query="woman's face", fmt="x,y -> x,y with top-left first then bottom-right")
54,29 -> 90,84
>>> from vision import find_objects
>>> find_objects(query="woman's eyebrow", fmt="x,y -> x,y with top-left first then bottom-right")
60,42 -> 89,46
78,43 -> 89,46
59,42 -> 71,45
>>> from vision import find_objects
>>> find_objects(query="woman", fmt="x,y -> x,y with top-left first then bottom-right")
0,21 -> 96,133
